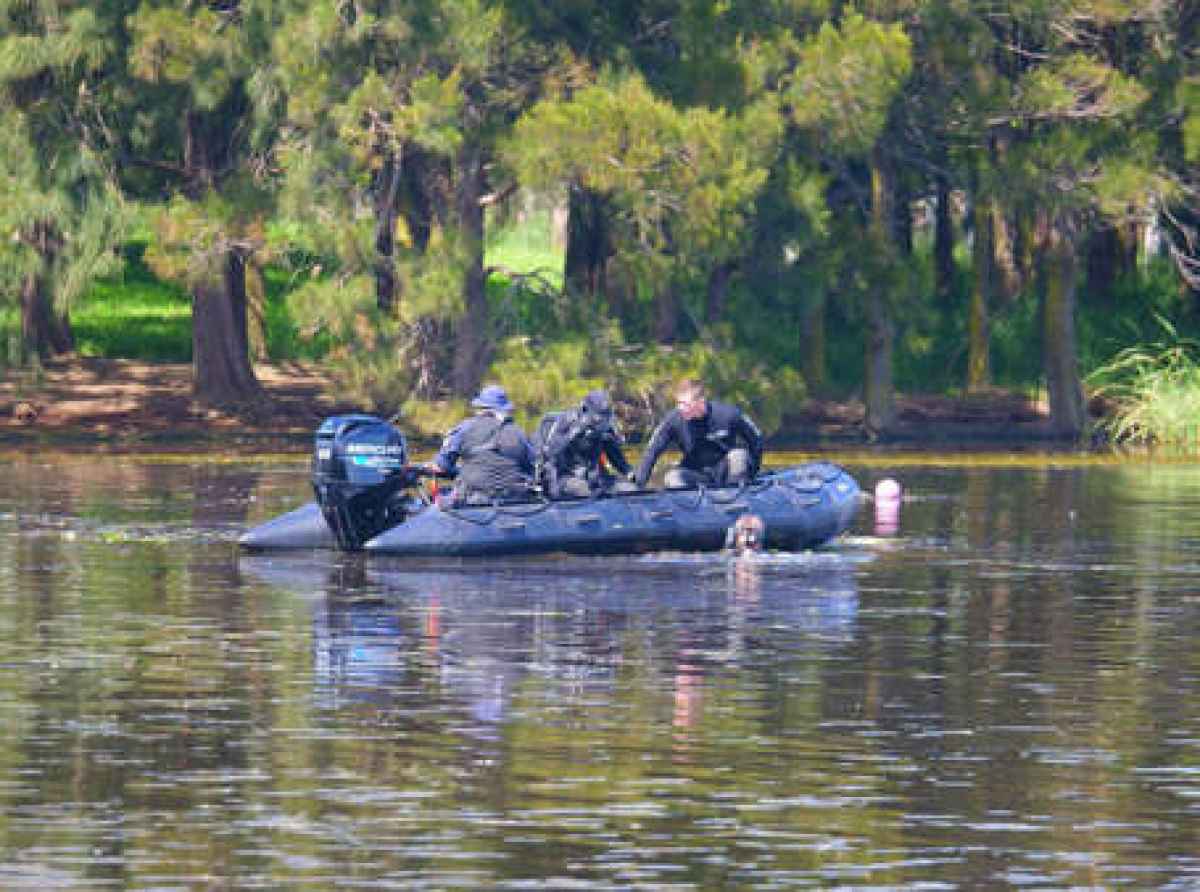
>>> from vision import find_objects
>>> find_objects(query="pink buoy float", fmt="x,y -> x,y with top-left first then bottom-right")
874,478 -> 901,535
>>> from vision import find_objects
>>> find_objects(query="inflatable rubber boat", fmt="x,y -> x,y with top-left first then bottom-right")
238,414 -> 862,557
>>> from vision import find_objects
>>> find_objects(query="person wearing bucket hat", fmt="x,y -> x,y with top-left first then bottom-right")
427,384 -> 535,505
535,389 -> 635,498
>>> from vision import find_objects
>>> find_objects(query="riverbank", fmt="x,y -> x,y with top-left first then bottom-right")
0,358 -> 356,448
0,357 -> 1079,449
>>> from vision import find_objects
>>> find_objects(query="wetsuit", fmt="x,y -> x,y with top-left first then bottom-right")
541,408 -> 633,498
634,400 -> 763,489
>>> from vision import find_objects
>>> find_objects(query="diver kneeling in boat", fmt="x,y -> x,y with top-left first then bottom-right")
634,379 -> 763,490
538,390 -> 637,498
425,384 -> 536,506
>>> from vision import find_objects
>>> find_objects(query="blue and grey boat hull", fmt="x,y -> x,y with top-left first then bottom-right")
239,462 -> 861,556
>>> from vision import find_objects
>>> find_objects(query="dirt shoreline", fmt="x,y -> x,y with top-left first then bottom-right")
0,358 -> 355,448
0,357 -> 1076,451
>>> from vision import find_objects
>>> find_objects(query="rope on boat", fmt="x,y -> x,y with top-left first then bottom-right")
436,470 -> 803,527
438,496 -> 557,526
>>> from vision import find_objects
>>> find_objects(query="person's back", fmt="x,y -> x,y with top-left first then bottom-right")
539,391 -> 634,498
429,385 -> 535,505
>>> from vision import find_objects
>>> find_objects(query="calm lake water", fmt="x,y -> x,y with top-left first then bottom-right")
1,449 -> 1199,889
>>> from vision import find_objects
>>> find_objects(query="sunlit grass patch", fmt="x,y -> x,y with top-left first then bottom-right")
0,244 -> 331,364
486,208 -> 563,286
1089,319 -> 1200,453
73,282 -> 193,361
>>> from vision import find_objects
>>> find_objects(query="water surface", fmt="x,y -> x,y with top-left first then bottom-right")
1,450 -> 1198,888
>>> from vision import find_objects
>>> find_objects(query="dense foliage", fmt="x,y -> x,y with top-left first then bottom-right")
1,0 -> 1197,441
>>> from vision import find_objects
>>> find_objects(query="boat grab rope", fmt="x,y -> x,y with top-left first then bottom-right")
670,487 -> 708,510
437,497 -> 557,526
703,472 -> 777,505
706,478 -> 754,504
780,472 -> 828,494
437,473 -> 792,527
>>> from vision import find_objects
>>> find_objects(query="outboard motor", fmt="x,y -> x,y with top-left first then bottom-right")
312,415 -> 415,550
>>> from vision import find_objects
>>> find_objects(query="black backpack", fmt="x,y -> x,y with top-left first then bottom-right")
530,410 -> 567,488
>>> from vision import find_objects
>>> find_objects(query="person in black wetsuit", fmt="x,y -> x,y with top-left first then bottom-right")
427,384 -> 535,506
633,379 -> 763,490
540,390 -> 636,498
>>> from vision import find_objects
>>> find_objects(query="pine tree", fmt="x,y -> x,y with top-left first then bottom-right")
270,0 -> 557,402
986,1 -> 1167,435
505,0 -> 796,327
123,0 -> 283,406
505,70 -> 779,343
1153,2 -> 1200,301
782,11 -> 913,433
0,3 -> 128,363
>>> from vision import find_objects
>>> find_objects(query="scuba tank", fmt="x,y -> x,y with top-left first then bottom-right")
311,415 -> 415,550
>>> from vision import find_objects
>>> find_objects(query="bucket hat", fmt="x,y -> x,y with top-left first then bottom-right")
471,384 -> 514,413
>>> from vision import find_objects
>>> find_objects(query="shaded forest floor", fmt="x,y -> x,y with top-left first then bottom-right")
0,359 -> 357,447
0,357 -> 1079,449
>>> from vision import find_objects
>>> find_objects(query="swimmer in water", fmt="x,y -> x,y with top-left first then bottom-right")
724,513 -> 766,556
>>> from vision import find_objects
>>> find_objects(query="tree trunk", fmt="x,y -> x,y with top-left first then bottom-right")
934,171 -> 955,303
1042,219 -> 1087,437
19,222 -> 73,360
967,192 -> 993,391
374,151 -> 402,313
988,134 -> 1022,303
863,289 -> 896,436
451,138 -> 489,397
245,258 -> 267,361
1012,206 -> 1037,294
192,250 -> 262,406
893,174 -> 913,257
992,204 -> 1022,301
20,273 -> 73,361
181,94 -> 260,406
401,146 -> 441,254
864,153 -> 896,436
1085,223 -> 1138,304
801,292 -> 826,397
564,183 -> 610,301
704,261 -> 736,325
654,286 -> 680,343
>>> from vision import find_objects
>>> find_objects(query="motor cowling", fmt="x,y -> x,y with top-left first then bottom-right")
312,415 -> 415,550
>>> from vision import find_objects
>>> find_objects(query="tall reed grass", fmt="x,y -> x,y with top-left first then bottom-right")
1089,318 -> 1200,452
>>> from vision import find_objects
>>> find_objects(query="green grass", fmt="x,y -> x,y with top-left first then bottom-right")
0,252 -> 193,365
1088,322 -> 1200,452
486,208 -> 563,286
73,258 -> 193,361
1,243 -> 337,364
0,217 -> 563,367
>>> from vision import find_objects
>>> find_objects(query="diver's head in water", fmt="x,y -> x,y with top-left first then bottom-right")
727,513 -> 765,555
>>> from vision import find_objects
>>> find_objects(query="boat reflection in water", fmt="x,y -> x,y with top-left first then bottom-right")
239,549 -> 863,734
